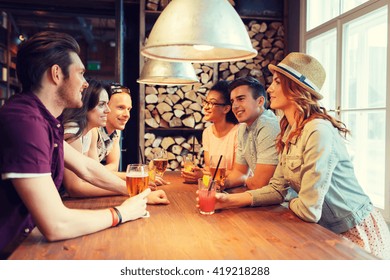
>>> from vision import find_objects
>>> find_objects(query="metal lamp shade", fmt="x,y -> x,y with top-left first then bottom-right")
141,0 -> 257,63
137,59 -> 199,85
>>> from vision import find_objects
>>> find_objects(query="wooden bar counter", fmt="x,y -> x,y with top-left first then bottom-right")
9,172 -> 377,260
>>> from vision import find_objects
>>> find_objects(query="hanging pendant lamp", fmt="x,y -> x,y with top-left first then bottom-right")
141,0 -> 257,63
137,59 -> 199,85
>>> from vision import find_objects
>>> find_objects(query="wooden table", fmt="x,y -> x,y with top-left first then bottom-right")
9,172 -> 377,260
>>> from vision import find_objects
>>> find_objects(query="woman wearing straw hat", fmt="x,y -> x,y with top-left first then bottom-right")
203,52 -> 390,259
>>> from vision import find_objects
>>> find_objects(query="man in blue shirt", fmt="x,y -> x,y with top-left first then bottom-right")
222,76 -> 280,191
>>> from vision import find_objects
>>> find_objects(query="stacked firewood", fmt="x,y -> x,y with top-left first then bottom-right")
144,63 -> 214,130
144,134 -> 203,170
143,63 -> 214,170
218,20 -> 285,88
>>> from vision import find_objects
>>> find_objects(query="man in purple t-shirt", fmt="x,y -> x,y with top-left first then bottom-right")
0,31 -> 167,259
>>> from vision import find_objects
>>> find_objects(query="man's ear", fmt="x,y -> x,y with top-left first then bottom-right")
258,96 -> 265,107
50,64 -> 61,84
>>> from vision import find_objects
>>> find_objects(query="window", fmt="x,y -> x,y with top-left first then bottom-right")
306,0 -> 369,30
306,0 -> 339,30
307,29 -> 337,112
302,0 -> 389,220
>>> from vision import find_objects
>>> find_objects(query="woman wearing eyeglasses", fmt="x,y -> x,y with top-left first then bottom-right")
181,80 -> 239,183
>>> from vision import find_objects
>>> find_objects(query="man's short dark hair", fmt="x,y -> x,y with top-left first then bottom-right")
228,76 -> 266,100
16,31 -> 80,93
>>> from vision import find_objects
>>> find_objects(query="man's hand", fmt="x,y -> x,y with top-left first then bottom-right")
117,188 -> 150,222
146,189 -> 170,205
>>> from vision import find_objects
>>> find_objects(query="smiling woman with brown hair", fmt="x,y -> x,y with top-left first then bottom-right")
61,78 -> 117,197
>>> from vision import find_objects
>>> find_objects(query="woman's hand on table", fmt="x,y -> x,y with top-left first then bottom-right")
181,167 -> 204,183
155,175 -> 170,186
195,190 -> 253,210
148,175 -> 170,191
195,190 -> 229,210
146,189 -> 170,205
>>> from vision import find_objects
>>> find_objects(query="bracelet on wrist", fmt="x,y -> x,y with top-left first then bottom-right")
113,207 -> 123,225
109,208 -> 119,227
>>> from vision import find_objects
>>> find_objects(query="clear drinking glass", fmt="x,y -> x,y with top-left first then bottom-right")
183,154 -> 195,172
148,160 -> 156,184
209,155 -> 226,184
153,149 -> 168,177
125,164 -> 149,197
198,178 -> 216,215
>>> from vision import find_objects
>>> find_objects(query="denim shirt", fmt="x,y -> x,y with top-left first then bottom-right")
248,119 -> 373,234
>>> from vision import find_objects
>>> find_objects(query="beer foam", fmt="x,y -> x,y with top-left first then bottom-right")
127,171 -> 148,178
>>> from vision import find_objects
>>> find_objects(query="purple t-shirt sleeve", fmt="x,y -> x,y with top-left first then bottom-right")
0,115 -> 52,174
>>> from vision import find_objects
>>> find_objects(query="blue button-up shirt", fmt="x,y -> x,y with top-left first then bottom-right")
235,109 -> 280,172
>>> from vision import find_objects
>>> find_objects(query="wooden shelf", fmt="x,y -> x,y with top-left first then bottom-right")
146,127 -> 203,132
145,8 -> 282,22
240,15 -> 283,21
145,10 -> 162,16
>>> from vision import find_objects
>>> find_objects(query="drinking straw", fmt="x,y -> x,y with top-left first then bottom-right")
208,155 -> 222,192
192,136 -> 195,157
138,146 -> 144,164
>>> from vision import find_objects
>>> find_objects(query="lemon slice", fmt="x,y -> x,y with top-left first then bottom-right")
148,170 -> 155,181
202,174 -> 210,186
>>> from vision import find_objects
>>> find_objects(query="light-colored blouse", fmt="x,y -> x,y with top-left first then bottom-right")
202,124 -> 239,170
64,122 -> 92,155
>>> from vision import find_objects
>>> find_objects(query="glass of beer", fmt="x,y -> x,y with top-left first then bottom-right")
148,160 -> 156,185
153,149 -> 168,177
183,154 -> 195,173
210,155 -> 226,184
126,164 -> 149,197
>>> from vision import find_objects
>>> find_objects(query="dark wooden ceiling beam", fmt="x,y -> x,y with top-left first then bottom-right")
0,2 -> 115,17
0,0 -> 139,17
0,0 -> 140,44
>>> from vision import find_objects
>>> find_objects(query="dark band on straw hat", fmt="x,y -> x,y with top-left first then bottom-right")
268,52 -> 326,100
276,64 -> 318,92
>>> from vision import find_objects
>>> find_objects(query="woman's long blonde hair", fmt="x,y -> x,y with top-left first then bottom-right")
276,73 -> 349,153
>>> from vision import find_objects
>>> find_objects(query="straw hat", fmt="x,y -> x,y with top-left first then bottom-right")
268,52 -> 326,100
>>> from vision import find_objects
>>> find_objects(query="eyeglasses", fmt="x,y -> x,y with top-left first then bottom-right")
202,100 -> 228,108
